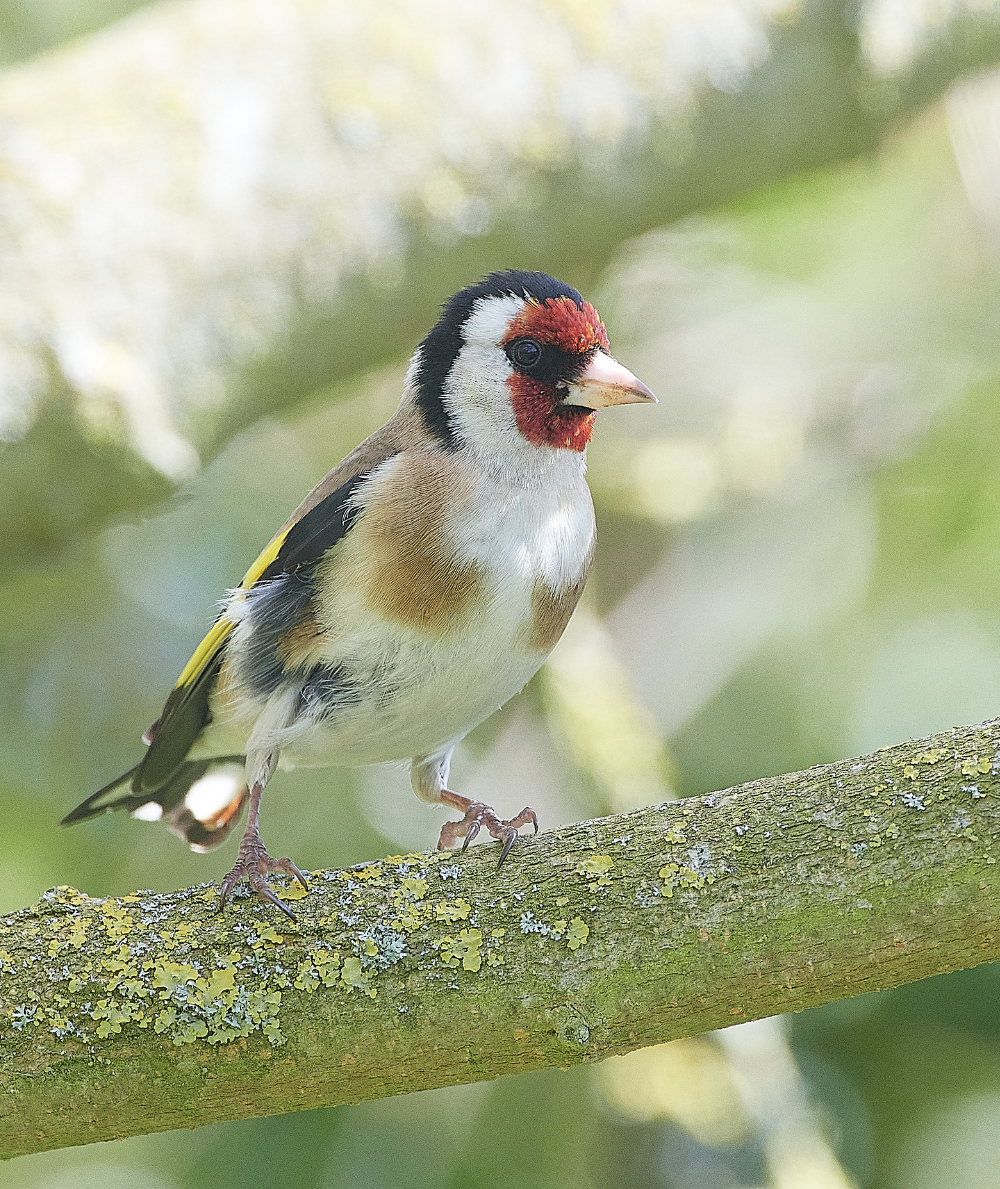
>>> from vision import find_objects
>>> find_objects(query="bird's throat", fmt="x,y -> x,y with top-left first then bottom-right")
507,374 -> 596,451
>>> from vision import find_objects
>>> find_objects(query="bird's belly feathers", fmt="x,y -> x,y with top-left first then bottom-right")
280,618 -> 546,767
198,581 -> 573,769
196,454 -> 595,768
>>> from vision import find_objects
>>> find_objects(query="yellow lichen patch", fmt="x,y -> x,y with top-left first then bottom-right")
91,1000 -> 137,1038
100,904 -> 135,941
663,827 -> 687,845
566,919 -> 590,950
294,961 -> 320,992
400,877 -> 428,899
435,898 -> 472,922
193,968 -> 236,1006
273,882 -> 308,901
341,956 -> 376,998
313,950 -> 341,986
576,855 -> 614,889
294,948 -> 342,992
396,903 -> 433,932
439,929 -> 483,971
962,757 -> 992,777
66,963 -> 91,993
576,855 -> 614,876
347,864 -> 384,882
47,885 -> 92,908
915,749 -> 948,764
659,863 -> 712,896
67,918 -> 89,949
152,961 -> 200,996
385,851 -> 445,866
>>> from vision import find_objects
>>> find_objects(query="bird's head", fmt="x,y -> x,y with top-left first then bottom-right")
409,270 -> 655,461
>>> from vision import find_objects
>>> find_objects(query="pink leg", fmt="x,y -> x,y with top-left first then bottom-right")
217,779 -> 309,919
437,790 -> 538,867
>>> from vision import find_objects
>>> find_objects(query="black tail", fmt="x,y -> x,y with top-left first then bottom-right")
60,765 -> 142,825
62,758 -> 248,852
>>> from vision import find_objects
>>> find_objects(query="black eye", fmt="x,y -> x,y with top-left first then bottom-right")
508,338 -> 543,370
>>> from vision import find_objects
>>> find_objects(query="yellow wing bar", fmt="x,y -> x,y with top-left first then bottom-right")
174,618 -> 234,689
173,525 -> 293,691
240,525 -> 291,588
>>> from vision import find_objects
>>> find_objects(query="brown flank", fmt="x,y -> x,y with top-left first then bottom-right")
526,573 -> 589,653
359,455 -> 486,634
275,609 -> 324,668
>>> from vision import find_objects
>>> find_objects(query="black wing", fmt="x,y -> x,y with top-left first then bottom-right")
62,470 -> 374,826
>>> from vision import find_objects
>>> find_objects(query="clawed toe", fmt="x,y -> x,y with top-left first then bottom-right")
497,806 -> 539,865
217,838 -> 309,919
461,818 -> 482,849
437,794 -> 539,867
248,872 -> 298,919
274,855 -> 310,891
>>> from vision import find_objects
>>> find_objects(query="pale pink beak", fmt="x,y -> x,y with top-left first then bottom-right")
561,350 -> 657,409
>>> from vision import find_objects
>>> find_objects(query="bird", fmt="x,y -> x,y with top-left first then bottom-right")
62,270 -> 656,917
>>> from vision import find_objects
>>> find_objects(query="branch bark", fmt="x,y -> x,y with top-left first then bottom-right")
3,718 -> 1000,1159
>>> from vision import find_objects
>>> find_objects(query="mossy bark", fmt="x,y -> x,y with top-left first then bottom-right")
3,719 -> 1000,1158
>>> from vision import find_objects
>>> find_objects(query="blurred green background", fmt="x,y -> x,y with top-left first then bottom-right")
7,1 -> 1000,1187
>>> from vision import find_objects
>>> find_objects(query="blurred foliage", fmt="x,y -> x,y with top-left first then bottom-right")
9,0 -> 1000,570
10,3 -> 1000,1189
1,389 -> 172,566
0,0 -> 152,66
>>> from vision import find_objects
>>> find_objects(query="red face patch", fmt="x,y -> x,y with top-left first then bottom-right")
502,297 -> 610,451
502,296 -> 610,355
506,375 -> 597,450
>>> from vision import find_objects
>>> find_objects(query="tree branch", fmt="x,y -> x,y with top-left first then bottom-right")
7,0 -> 1000,562
3,718 -> 1000,1159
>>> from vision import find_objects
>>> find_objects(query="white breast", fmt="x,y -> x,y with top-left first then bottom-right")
275,450 -> 595,768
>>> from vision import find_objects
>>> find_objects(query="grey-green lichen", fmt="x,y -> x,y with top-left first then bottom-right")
0,846 -> 609,1054
6,721 -> 1000,1162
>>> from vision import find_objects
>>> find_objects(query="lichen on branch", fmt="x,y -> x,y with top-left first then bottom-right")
3,719 -> 1000,1160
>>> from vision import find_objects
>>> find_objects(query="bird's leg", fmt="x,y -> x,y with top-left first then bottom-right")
411,750 -> 538,866
217,758 -> 308,919
437,789 -> 539,867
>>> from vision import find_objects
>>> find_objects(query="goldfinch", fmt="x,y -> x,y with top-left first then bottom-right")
63,271 -> 656,916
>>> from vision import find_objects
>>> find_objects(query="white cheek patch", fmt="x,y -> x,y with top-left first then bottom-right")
462,294 -> 524,346
442,295 -> 525,454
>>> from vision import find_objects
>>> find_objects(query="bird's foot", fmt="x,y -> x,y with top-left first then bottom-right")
437,791 -> 538,866
217,829 -> 309,919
